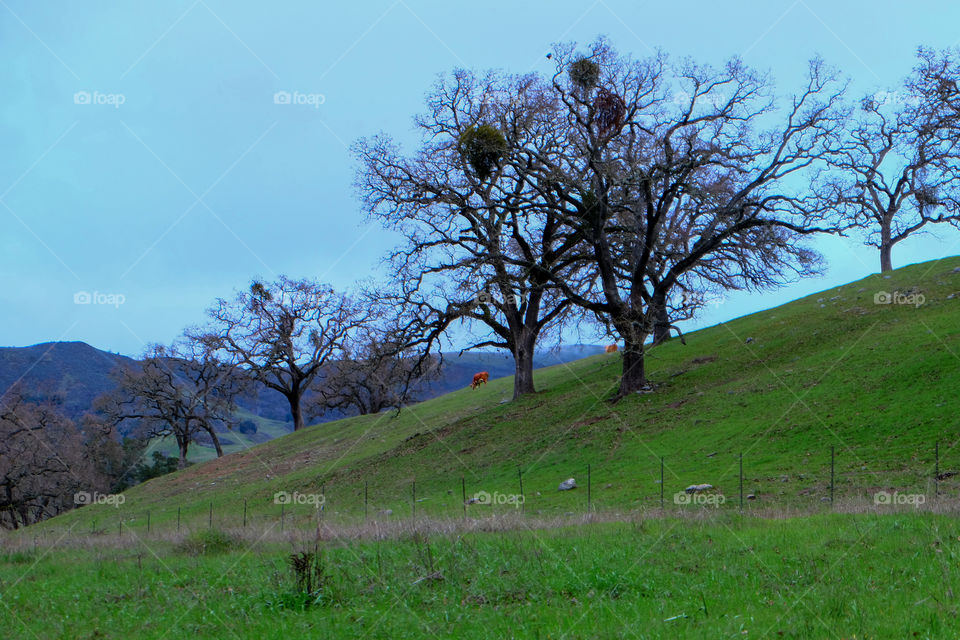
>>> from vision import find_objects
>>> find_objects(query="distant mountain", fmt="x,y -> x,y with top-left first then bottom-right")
0,342 -> 133,420
0,341 -> 605,443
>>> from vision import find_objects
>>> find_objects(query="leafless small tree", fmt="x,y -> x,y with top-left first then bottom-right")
828,48 -> 960,272
195,277 -> 366,431
95,341 -> 243,468
311,319 -> 439,416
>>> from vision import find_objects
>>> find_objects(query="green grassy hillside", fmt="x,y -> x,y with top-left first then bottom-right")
31,257 -> 960,535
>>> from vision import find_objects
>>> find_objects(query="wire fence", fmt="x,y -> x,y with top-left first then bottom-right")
38,440 -> 960,542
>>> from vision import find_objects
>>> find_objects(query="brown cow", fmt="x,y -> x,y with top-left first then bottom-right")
605,344 -> 618,353
470,371 -> 489,390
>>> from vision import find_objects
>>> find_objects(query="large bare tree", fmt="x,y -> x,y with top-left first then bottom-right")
511,42 -> 844,397
196,278 -> 365,431
355,70 -> 592,398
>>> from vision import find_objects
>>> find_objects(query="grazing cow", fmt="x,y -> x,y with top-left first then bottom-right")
470,371 -> 489,390
605,344 -> 618,353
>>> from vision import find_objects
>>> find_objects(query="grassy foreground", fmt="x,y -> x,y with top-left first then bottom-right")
2,512 -> 959,639
5,257 -> 960,638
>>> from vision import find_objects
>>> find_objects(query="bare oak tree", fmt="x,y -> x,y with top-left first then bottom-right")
514,42 -> 843,397
829,50 -> 960,272
96,341 -> 243,467
311,318 -> 439,416
197,278 -> 364,431
355,71 -> 592,398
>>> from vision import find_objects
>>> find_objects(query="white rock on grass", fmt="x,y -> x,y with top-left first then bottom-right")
558,478 -> 577,491
684,483 -> 714,494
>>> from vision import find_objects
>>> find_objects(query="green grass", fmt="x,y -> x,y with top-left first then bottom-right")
2,513 -> 959,638
4,256 -> 960,638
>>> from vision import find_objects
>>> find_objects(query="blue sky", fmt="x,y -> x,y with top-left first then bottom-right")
2,1 -> 960,356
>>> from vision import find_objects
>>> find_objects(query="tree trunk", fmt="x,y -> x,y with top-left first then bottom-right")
651,292 -> 670,346
618,341 -> 648,397
206,426 -> 224,457
512,333 -> 537,399
879,219 -> 893,272
289,391 -> 305,431
176,435 -> 189,469
879,244 -> 893,273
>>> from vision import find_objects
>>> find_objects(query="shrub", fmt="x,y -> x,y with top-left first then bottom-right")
174,529 -> 241,556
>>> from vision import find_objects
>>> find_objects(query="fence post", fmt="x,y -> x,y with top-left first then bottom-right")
660,456 -> 664,509
364,481 -> 369,522
935,441 -> 940,500
739,452 -> 743,511
177,506 -> 181,532
830,446 -> 835,506
321,484 -> 326,523
517,467 -> 524,515
147,511 -> 151,535
411,480 -> 416,522
280,502 -> 285,532
461,476 -> 467,520
208,502 -> 213,529
243,499 -> 247,528
587,464 -> 592,514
